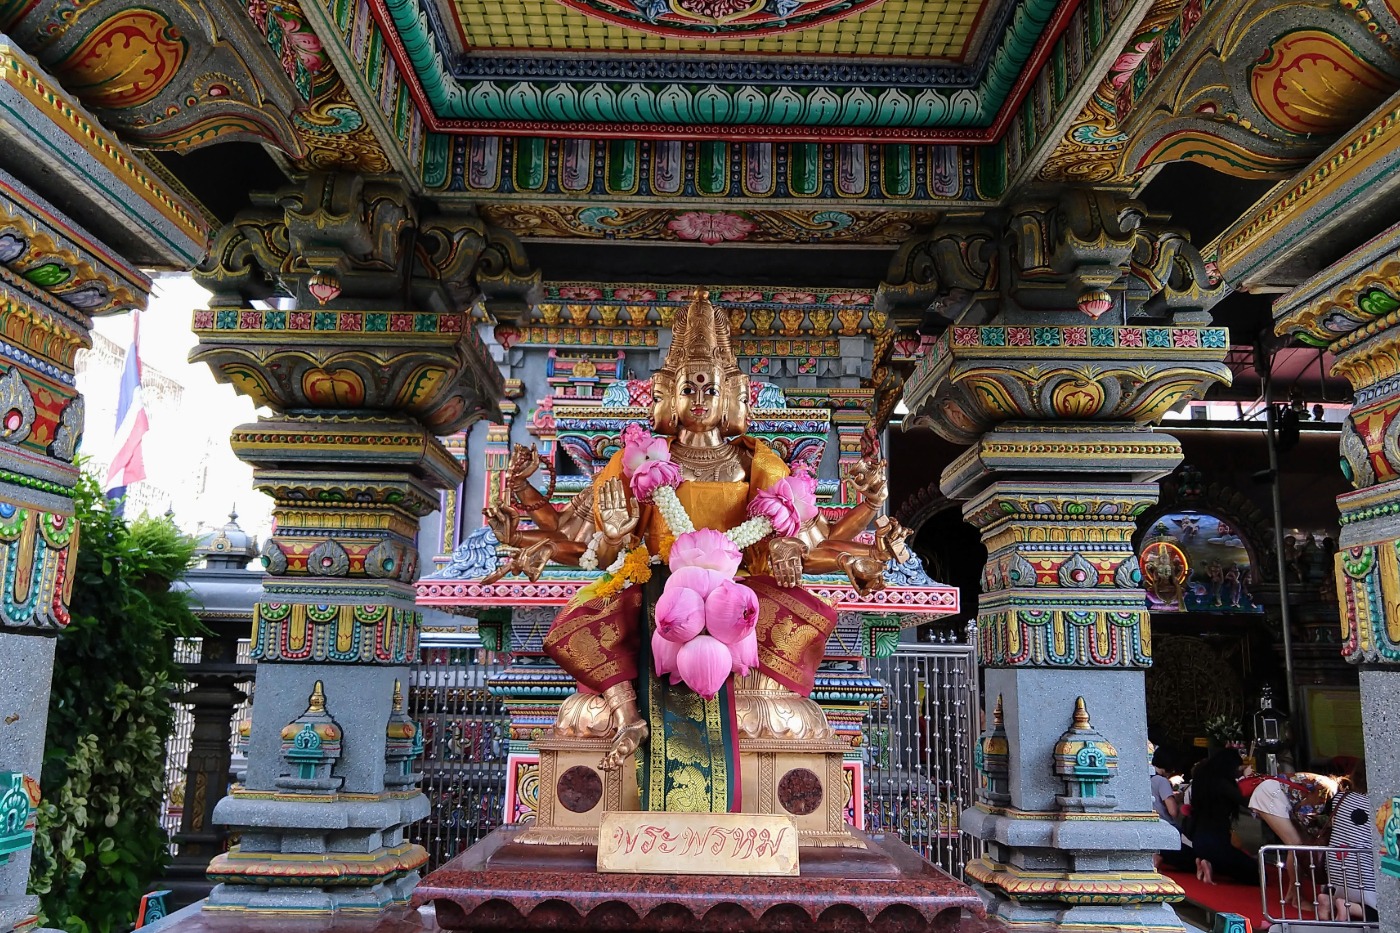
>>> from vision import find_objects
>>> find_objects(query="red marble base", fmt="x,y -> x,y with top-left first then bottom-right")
412,827 -> 985,933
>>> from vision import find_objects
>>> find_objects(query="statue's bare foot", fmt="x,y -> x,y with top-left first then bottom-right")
599,717 -> 648,771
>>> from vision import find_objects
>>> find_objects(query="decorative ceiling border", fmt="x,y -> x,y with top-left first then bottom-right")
1035,0 -> 1183,184
1216,90 -> 1400,289
477,204 -> 937,244
341,0 -> 1083,140
444,143 -> 991,204
1001,0 -> 1145,183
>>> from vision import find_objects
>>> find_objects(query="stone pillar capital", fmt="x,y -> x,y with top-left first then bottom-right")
903,323 -> 1232,447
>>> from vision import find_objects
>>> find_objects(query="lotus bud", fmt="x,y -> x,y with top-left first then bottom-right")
652,627 -> 681,681
729,629 -> 759,677
667,566 -> 728,599
676,634 -> 732,700
703,579 -> 759,645
655,582 -> 705,643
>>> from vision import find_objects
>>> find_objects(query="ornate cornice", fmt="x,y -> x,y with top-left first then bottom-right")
360,0 -> 1071,138
0,42 -> 210,266
1224,90 -> 1400,290
0,170 -> 148,318
1273,224 -> 1400,355
903,324 -> 1232,444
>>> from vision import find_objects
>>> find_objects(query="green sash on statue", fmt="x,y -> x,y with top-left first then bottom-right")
636,572 -> 740,812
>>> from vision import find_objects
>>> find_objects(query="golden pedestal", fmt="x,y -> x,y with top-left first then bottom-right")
523,677 -> 860,847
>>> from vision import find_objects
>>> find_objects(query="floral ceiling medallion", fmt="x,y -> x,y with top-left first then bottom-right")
553,0 -> 889,38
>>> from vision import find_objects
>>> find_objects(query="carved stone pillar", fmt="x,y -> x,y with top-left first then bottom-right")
190,172 -> 529,914
1274,227 -> 1400,926
0,168 -> 160,931
901,189 -> 1231,931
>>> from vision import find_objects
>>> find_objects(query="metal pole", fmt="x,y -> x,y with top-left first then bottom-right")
1262,354 -> 1301,769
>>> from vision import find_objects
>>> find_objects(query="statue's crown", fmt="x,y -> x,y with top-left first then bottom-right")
660,289 -> 740,377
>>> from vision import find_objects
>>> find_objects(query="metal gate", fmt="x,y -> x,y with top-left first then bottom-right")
405,631 -> 980,878
408,644 -> 510,870
863,632 -> 981,879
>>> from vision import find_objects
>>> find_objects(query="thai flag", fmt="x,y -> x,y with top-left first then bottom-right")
104,311 -> 149,514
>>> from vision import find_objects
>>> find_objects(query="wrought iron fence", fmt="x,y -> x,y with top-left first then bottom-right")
1257,844 -> 1380,931
407,645 -> 511,869
863,632 -> 981,879
159,637 -> 254,855
161,632 -> 982,880
160,638 -> 201,850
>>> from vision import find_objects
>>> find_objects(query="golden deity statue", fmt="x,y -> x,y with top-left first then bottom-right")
485,291 -> 910,816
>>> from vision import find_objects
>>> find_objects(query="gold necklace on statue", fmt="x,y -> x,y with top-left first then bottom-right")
671,440 -> 739,482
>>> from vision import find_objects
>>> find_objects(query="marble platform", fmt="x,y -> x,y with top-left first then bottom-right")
412,826 -> 985,933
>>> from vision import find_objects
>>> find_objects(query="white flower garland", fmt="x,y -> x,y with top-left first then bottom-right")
652,486 -> 774,547
652,486 -> 695,535
578,531 -> 604,570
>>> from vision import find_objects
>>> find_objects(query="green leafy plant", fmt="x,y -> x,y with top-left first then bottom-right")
28,473 -> 201,933
1203,715 -> 1244,744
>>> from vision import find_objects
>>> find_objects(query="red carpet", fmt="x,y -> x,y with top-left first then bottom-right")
1162,864 -> 1321,931
1163,867 -> 1266,928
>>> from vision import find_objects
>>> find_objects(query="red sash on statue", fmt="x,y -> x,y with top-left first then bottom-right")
543,586 -> 642,693
745,575 -> 839,697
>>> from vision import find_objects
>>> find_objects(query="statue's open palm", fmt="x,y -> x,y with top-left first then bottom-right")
597,478 -> 639,544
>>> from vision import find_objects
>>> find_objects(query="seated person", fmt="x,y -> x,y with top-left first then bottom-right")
1153,747 -> 1196,872
1186,748 -> 1258,884
1317,762 -> 1378,922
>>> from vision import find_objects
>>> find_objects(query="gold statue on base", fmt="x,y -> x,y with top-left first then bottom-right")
486,291 -> 909,818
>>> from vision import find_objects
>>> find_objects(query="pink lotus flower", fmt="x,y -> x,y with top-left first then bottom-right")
729,629 -> 759,677
614,287 -> 657,302
558,286 -> 603,300
655,584 -> 706,643
669,529 -> 742,577
667,211 -> 755,246
653,627 -> 681,683
622,432 -> 669,476
747,477 -> 819,537
826,292 -> 872,306
667,566 -> 728,599
704,579 -> 759,645
676,634 -> 732,699
621,422 -> 651,450
772,291 -> 816,304
720,290 -> 763,303
631,459 -> 682,501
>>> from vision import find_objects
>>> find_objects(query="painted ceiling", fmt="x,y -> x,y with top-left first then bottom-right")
353,0 -> 1077,141
440,0 -> 995,57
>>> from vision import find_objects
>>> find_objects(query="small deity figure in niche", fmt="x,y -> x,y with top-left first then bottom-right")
1142,541 -> 1186,609
483,291 -> 910,811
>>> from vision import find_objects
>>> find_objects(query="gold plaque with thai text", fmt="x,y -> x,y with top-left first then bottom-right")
597,811 -> 799,876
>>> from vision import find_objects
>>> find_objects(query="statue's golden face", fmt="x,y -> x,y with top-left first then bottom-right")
674,366 -> 724,433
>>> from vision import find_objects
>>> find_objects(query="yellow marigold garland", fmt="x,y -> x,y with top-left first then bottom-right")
568,544 -> 653,608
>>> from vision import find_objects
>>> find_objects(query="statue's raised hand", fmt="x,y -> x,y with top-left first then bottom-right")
597,477 -> 639,545
848,457 -> 888,506
507,443 -> 542,490
484,496 -> 519,547
874,516 -> 912,564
